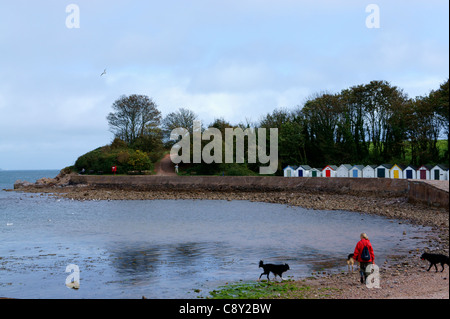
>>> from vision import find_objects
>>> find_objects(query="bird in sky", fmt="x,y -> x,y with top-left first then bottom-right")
100,68 -> 106,76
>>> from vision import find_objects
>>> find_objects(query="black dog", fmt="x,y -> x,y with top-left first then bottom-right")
258,260 -> 290,281
421,253 -> 449,272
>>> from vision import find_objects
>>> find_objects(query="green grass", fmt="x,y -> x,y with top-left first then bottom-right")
375,139 -> 448,165
207,280 -> 313,299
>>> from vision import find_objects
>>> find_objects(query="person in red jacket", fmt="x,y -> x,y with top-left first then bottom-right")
353,233 -> 375,284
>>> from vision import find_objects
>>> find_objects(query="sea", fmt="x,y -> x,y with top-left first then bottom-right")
0,170 -> 432,299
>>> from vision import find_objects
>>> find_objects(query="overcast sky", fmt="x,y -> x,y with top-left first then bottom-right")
0,0 -> 448,170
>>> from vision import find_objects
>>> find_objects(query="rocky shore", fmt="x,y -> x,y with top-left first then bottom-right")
11,172 -> 450,299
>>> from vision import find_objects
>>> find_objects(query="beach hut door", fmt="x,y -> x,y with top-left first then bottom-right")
353,170 -> 358,177
406,170 -> 412,179
377,168 -> 385,178
326,170 -> 331,177
298,170 -> 303,177
420,170 -> 426,179
434,170 -> 439,180
393,170 -> 399,179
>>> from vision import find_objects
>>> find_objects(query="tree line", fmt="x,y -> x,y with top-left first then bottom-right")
269,79 -> 448,170
74,79 -> 448,175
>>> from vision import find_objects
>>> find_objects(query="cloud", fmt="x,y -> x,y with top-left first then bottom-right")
0,0 -> 448,169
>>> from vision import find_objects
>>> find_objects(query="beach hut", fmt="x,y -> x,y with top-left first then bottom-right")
403,165 -> 418,179
283,165 -> 298,177
336,164 -> 352,177
362,165 -> 377,178
417,165 -> 432,180
431,164 -> 448,180
296,165 -> 312,177
376,164 -> 393,178
322,165 -> 338,178
390,164 -> 405,179
310,168 -> 322,177
350,165 -> 364,178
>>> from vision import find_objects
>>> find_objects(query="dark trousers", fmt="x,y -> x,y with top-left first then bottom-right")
359,262 -> 370,283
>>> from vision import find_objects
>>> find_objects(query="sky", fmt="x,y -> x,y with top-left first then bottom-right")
0,0 -> 448,170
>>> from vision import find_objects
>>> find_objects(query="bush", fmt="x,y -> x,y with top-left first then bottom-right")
223,163 -> 258,176
74,145 -> 153,175
181,162 -> 258,176
127,150 -> 152,172
111,137 -> 128,149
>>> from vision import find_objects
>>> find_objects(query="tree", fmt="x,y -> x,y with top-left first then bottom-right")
340,86 -> 369,163
408,93 -> 444,165
258,108 -> 305,172
300,93 -> 343,167
107,94 -> 161,144
209,117 -> 233,135
428,79 -> 449,163
162,108 -> 199,140
345,81 -> 408,163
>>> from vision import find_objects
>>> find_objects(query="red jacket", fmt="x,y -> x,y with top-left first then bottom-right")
353,238 -> 375,263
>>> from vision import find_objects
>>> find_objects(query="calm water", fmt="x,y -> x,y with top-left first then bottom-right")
0,170 -> 432,299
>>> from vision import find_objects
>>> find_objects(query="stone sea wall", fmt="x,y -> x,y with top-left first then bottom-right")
67,175 -> 448,209
408,180 -> 449,209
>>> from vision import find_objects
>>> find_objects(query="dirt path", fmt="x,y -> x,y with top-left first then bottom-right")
154,154 -> 177,176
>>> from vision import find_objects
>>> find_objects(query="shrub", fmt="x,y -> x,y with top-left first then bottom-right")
127,150 -> 152,172
111,137 -> 128,149
75,147 -> 154,174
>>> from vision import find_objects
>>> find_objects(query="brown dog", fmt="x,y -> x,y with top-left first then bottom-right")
347,254 -> 355,272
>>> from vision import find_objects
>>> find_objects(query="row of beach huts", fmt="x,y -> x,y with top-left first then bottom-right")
283,164 -> 449,181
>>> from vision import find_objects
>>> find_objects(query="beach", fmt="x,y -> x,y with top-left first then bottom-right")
11,174 -> 449,299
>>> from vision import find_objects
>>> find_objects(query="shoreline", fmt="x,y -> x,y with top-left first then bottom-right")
10,182 -> 450,299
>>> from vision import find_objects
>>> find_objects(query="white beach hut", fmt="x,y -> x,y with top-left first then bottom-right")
350,165 -> 364,178
322,165 -> 338,178
376,164 -> 393,178
283,165 -> 298,177
296,165 -> 312,177
403,165 -> 418,179
362,165 -> 377,178
390,164 -> 405,179
431,164 -> 448,180
310,168 -> 322,177
336,164 -> 352,177
417,165 -> 432,180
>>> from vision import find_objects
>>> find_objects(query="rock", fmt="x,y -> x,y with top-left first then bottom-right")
13,180 -> 33,189
36,177 -> 56,186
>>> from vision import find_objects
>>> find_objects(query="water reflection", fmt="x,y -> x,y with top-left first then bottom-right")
109,242 -> 233,286
0,196 -> 433,298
